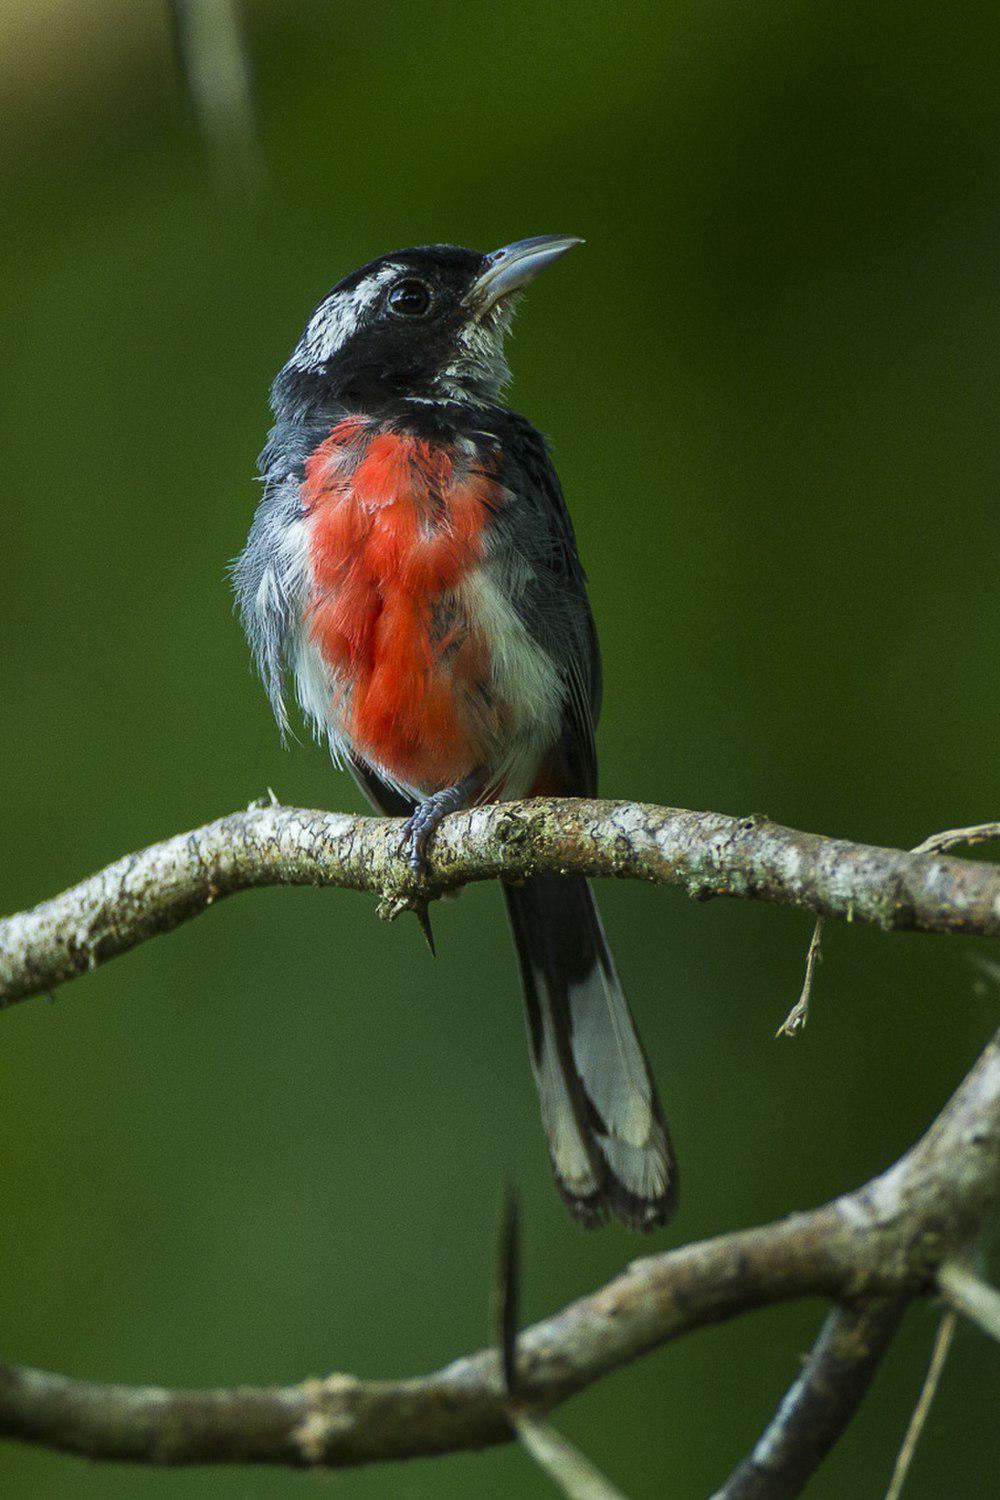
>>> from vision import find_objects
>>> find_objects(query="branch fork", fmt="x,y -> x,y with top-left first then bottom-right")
1,798 -> 997,1492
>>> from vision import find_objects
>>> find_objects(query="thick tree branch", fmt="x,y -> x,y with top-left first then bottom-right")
710,1298 -> 905,1499
3,803 -> 996,1481
2,1030 -> 997,1471
2,798 -> 998,1008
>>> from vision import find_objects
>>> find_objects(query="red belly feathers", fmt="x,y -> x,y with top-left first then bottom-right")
301,416 -> 500,790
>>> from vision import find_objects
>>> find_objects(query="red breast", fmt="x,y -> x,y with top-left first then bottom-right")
301,417 -> 501,791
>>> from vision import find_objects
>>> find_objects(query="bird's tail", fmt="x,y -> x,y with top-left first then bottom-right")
503,874 -> 677,1230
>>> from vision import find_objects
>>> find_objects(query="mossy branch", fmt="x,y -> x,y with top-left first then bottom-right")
2,797 -> 998,1009
2,801 -> 998,1491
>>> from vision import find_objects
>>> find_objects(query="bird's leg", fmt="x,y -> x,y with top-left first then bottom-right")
400,773 -> 481,876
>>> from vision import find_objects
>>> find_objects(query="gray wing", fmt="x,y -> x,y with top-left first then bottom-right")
494,416 -> 601,797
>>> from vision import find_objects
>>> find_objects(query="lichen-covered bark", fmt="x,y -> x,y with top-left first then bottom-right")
2,799 -> 998,1008
2,801 -> 997,1489
1,1031 -> 996,1473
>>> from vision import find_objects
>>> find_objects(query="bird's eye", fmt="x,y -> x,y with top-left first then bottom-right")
387,279 -> 432,317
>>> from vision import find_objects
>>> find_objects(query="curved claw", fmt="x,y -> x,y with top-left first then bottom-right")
399,776 -> 479,877
399,793 -> 455,874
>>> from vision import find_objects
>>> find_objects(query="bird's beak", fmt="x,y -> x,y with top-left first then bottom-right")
469,235 -> 583,314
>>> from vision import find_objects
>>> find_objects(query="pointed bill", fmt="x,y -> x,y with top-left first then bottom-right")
469,235 -> 583,312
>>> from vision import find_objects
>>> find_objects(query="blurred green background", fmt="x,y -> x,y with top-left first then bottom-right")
1,2 -> 998,1495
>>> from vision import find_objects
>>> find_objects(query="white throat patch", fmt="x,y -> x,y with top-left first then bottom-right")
432,302 -> 514,403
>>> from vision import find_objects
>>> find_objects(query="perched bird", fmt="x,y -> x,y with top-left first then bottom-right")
234,238 -> 677,1229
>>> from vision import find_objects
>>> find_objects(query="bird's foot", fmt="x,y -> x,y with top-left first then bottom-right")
399,776 -> 478,877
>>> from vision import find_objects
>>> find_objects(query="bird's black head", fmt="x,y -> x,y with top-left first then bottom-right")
273,236 -> 581,417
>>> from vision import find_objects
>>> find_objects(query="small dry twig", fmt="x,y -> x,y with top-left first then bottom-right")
938,1261 -> 1000,1344
496,1186 -> 630,1499
911,821 -> 1000,856
512,1415 -> 631,1500
779,819 -> 1000,1037
883,1308 -> 957,1500
777,917 -> 824,1037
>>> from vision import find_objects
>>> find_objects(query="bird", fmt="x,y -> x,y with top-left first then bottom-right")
234,237 -> 677,1230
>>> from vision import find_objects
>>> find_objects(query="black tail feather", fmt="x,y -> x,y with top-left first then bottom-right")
504,874 -> 677,1231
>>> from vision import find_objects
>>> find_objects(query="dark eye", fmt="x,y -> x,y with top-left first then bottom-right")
387,278 -> 432,317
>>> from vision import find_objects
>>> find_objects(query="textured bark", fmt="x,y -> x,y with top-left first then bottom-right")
1,1030 -> 996,1474
710,1299 -> 906,1499
2,800 -> 997,1488
2,798 -> 999,1008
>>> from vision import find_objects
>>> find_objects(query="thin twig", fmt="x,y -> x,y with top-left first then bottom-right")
497,1186 -> 631,1498
938,1261 -> 1000,1343
911,821 -> 1000,856
777,918 -> 824,1037
884,1308 -> 957,1500
512,1414 -> 630,1500
779,819 -> 1000,1037
495,1181 -> 521,1401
